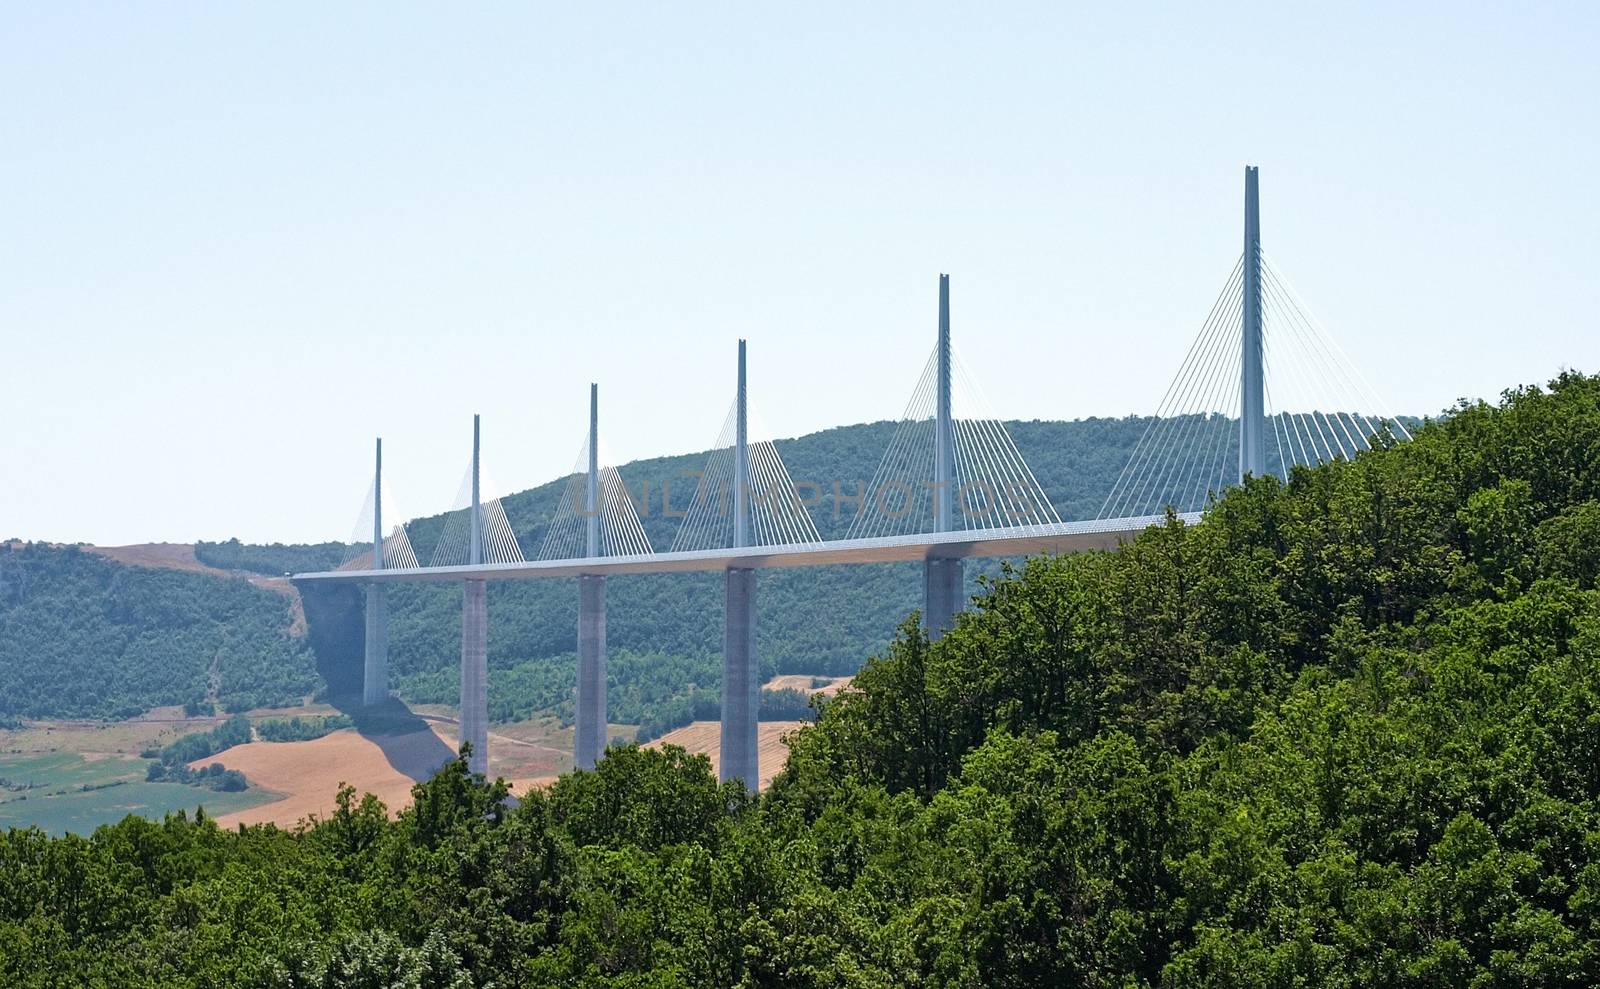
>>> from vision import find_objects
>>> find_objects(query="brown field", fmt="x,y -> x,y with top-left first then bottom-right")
195,721 -> 567,829
195,727 -> 456,828
5,699 -> 822,829
86,542 -> 229,575
647,720 -> 809,791
762,674 -> 853,698
412,711 -> 575,775
201,714 -> 810,827
1,712 -> 224,758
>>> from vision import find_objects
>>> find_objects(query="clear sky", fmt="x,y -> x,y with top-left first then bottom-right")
4,3 -> 1596,546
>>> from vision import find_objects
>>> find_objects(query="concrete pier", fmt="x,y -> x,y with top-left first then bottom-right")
459,579 -> 489,775
362,584 -> 388,704
575,574 -> 607,770
721,566 -> 758,790
924,556 -> 963,641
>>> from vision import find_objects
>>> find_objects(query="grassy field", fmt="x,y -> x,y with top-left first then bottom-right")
0,706 -> 328,835
0,750 -> 277,835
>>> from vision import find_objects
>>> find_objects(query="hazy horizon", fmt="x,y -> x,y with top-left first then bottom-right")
5,4 -> 1596,545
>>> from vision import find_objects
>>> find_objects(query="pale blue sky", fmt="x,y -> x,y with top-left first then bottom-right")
4,3 -> 1596,545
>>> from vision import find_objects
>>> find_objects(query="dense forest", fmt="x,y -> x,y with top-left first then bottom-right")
1,372 -> 1595,985
193,539 -> 347,577
0,545 -> 316,719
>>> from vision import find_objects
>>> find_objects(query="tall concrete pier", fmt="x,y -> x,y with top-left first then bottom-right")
574,384 -> 608,771
722,566 -> 757,788
363,584 -> 387,703
459,415 -> 489,775
925,274 -> 964,639
363,437 -> 389,705
924,557 -> 962,639
721,340 -> 759,790
1240,165 -> 1266,481
460,579 -> 488,775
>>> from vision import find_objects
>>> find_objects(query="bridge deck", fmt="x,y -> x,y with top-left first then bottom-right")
292,514 -> 1194,584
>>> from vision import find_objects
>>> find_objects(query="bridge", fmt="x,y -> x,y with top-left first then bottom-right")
293,166 -> 1410,788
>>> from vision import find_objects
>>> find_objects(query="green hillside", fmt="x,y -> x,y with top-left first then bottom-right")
2,371 -> 1596,985
3,413 -> 1412,733
288,415 -> 1201,735
0,544 -> 315,719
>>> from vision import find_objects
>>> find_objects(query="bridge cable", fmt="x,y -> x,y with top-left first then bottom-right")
1099,258 -> 1244,519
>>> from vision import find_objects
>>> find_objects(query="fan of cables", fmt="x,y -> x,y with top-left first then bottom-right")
427,462 -> 525,567
338,474 -> 419,571
670,402 -> 822,552
536,433 -> 653,560
846,344 -> 1060,540
1098,254 -> 1411,521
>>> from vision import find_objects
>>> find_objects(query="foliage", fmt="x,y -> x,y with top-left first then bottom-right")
0,546 -> 315,718
145,761 -> 248,792
139,715 -> 253,791
396,649 -> 806,742
143,714 -> 253,767
2,373 -> 1590,984
194,538 -> 349,576
760,687 -> 818,722
255,715 -> 355,742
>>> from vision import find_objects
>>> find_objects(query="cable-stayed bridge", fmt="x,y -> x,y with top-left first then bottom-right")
295,166 -> 1410,788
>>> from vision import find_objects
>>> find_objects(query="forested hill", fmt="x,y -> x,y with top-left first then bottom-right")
201,411 -> 1340,572
0,544 -> 314,719
6,372 -> 1599,985
0,412 -> 1407,727
11,413 -> 1179,724
283,412 -> 1344,731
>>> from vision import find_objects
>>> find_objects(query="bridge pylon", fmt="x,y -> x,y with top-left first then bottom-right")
576,385 -> 607,771
363,438 -> 388,706
337,437 -> 416,705
1098,166 -> 1414,521
1240,165 -> 1266,480
665,338 -> 819,791
722,340 -> 759,791
536,383 -> 654,772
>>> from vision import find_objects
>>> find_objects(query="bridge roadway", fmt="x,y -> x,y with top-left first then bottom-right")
290,513 -> 1198,584
292,513 -> 1201,787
